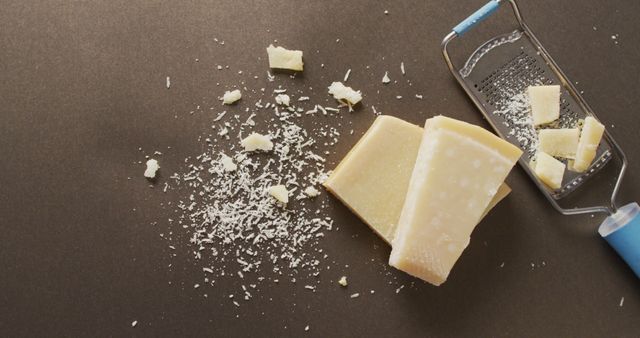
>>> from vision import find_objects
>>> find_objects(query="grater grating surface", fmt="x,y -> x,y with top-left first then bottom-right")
458,29 -> 613,199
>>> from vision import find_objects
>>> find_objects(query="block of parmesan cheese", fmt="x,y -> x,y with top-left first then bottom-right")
572,116 -> 605,172
538,128 -> 580,159
389,116 -> 522,286
323,115 -> 511,244
266,45 -> 303,71
528,85 -> 560,125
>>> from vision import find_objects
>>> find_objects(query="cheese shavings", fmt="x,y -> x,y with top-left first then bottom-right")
304,186 -> 320,198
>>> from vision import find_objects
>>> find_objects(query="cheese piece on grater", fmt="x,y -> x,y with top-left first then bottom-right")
528,85 -> 560,125
389,116 -> 522,286
572,116 -> 605,172
323,115 -> 511,244
538,128 -> 580,159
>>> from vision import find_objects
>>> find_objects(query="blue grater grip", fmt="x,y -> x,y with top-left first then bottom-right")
453,0 -> 501,36
599,202 -> 640,278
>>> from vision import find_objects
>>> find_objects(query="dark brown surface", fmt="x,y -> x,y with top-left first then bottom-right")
1,0 -> 639,337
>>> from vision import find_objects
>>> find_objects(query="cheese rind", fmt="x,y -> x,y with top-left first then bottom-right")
266,45 -> 304,71
538,128 -> 580,159
324,115 -> 513,245
528,85 -> 560,125
533,151 -> 565,189
572,116 -> 605,172
389,116 -> 522,286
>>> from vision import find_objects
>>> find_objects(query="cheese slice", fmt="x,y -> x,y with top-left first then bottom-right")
532,151 -> 565,189
572,116 -> 605,172
528,85 -> 560,125
323,115 -> 511,244
538,128 -> 580,159
389,116 -> 522,286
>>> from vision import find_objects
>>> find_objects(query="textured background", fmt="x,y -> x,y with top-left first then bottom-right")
1,0 -> 639,337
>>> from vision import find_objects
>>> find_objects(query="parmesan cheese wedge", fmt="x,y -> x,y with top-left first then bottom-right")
572,116 -> 605,172
389,116 -> 522,286
533,151 -> 565,189
528,85 -> 560,125
323,115 -> 511,244
266,45 -> 304,71
538,128 -> 580,159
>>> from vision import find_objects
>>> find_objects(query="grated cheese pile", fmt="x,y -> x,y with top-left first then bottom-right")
163,64 -> 349,303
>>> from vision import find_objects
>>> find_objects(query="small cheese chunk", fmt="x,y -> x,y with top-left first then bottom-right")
533,151 -> 565,189
328,82 -> 362,107
220,153 -> 237,172
275,94 -> 290,106
382,72 -> 390,84
324,115 -> 512,244
572,116 -> 605,172
266,45 -> 304,71
338,276 -> 348,286
268,185 -> 289,204
528,85 -> 560,125
241,133 -> 273,152
538,128 -> 580,159
304,186 -> 320,198
144,159 -> 160,178
389,116 -> 522,286
222,89 -> 242,105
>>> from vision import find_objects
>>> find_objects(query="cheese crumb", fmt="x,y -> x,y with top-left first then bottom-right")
220,153 -> 237,172
266,45 -> 304,71
131,320 -> 138,328
328,82 -> 362,108
268,185 -> 289,204
400,62 -> 405,75
350,293 -> 360,298
382,72 -> 390,84
241,133 -> 274,152
166,76 -> 170,89
343,69 -> 351,82
275,94 -> 291,106
304,186 -> 321,197
338,276 -> 348,286
144,159 -> 160,178
222,89 -> 242,105
304,325 -> 310,332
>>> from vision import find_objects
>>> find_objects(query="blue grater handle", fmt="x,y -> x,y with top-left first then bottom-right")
599,202 -> 640,278
453,0 -> 501,36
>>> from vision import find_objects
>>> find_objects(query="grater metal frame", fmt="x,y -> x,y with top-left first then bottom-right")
441,0 -> 628,216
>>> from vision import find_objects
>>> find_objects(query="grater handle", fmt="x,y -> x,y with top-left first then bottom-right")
598,202 -> 640,278
453,0 -> 502,36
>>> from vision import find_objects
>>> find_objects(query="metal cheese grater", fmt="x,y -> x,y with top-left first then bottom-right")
442,0 -> 640,278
